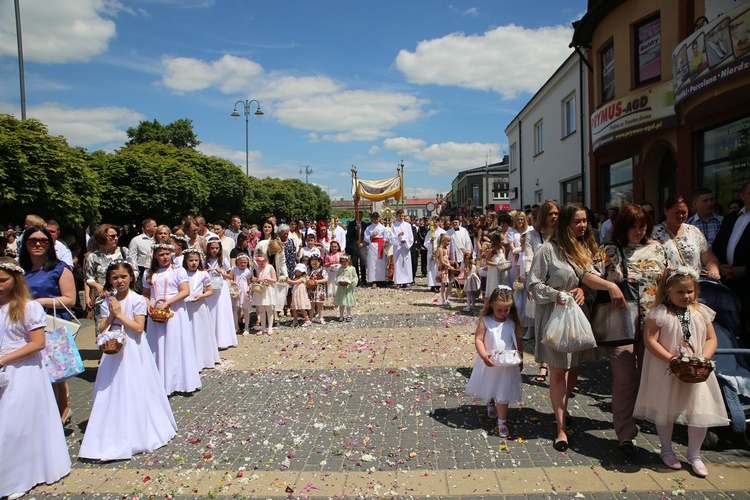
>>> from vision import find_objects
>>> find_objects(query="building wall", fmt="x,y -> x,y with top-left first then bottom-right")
579,0 -> 750,214
506,53 -> 589,210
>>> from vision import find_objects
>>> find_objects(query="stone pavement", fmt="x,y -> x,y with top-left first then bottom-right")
31,279 -> 750,499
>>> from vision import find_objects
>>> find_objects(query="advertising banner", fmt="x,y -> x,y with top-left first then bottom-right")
673,2 -> 750,103
590,81 -> 676,151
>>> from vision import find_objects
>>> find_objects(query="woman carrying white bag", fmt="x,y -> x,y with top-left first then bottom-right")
528,203 -> 625,452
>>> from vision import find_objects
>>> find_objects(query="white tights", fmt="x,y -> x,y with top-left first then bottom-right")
339,305 -> 352,317
256,305 -> 274,333
440,282 -> 453,303
656,422 -> 707,459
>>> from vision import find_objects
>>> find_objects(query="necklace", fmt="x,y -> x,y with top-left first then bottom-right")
670,303 -> 692,349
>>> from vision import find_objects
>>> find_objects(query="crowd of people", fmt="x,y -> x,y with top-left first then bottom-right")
1,180 -> 749,497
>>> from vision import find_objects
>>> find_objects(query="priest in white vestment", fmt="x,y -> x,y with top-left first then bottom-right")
447,216 -> 473,273
390,209 -> 414,288
363,212 -> 387,287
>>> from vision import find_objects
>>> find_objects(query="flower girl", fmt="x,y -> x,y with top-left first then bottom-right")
0,258 -> 70,498
250,250 -> 277,335
143,244 -> 201,395
79,260 -> 177,460
205,239 -> 238,349
183,249 -> 220,370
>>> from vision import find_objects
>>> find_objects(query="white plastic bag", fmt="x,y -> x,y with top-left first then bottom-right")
543,294 -> 597,353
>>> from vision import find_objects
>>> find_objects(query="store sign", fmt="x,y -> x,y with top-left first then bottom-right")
590,81 -> 676,151
673,2 -> 750,104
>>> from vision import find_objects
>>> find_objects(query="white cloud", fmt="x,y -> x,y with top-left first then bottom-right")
160,55 -> 264,93
395,24 -> 574,99
0,102 -> 143,149
0,0 -> 118,63
197,141 -> 264,171
384,136 -> 500,176
449,5 -> 479,16
159,55 -> 431,142
368,146 -> 381,155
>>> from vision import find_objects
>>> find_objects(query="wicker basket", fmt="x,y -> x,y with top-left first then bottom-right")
229,283 -> 242,298
100,338 -> 123,355
251,283 -> 267,294
513,278 -> 525,292
306,279 -> 317,290
149,299 -> 174,323
669,357 -> 714,383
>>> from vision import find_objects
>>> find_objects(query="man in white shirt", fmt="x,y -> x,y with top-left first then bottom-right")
330,217 -> 347,247
45,219 -> 73,268
195,216 -> 218,241
129,218 -> 157,287
447,216 -> 472,270
600,207 -> 619,244
390,210 -> 414,288
363,212 -> 387,288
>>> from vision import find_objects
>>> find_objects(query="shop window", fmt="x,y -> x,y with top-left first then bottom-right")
634,14 -> 661,86
509,143 -> 517,172
561,176 -> 583,205
534,120 -> 544,155
698,117 -> 750,208
562,94 -> 576,137
603,158 -> 633,208
601,43 -> 615,103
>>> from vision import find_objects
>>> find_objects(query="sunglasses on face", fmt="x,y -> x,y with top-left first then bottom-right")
107,233 -> 118,239
26,237 -> 50,247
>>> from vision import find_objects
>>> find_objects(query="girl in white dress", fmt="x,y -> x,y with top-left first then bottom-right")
205,240 -> 238,349
250,250 -> 278,335
231,254 -> 254,335
484,232 -> 508,297
0,259 -> 71,498
183,249 -> 220,370
465,286 -> 523,438
462,253 -> 481,311
634,268 -> 728,477
143,244 -> 201,395
325,240 -> 343,299
80,261 -> 177,460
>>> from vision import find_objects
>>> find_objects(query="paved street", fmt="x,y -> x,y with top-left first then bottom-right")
34,279 -> 750,499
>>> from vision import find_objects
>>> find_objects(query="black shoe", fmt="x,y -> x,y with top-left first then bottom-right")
619,440 -> 635,453
553,440 -> 569,452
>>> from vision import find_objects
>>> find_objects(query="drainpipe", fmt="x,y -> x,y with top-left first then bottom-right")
574,46 -> 592,207
518,120 -> 523,209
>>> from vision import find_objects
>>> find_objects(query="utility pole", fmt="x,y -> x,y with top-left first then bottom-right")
300,165 -> 313,183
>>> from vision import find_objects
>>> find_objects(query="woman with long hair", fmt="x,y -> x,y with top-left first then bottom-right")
528,203 -> 625,451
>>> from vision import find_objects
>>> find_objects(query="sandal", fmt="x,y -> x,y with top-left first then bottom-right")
535,366 -> 548,383
660,451 -> 682,470
689,456 -> 708,477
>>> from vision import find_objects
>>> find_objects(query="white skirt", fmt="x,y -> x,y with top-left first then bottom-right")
0,353 -> 71,496
205,281 -> 239,349
186,300 -> 221,370
147,304 -> 202,394
79,331 -> 177,460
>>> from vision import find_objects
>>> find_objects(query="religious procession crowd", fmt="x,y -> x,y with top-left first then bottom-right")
1,181 -> 750,498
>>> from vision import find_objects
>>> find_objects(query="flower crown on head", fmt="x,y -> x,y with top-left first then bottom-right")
235,253 -> 250,261
666,266 -> 699,284
0,261 -> 24,274
182,248 -> 203,257
170,234 -> 188,242
152,243 -> 175,252
106,259 -> 132,270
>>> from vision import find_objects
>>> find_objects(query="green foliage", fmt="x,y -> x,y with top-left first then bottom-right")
91,142 -> 209,225
332,208 -> 356,219
126,118 -> 201,149
0,114 -> 333,229
0,114 -> 100,227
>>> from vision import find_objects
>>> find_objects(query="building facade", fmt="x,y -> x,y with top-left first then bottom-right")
505,53 -> 590,211
449,157 -> 510,216
571,0 -> 750,213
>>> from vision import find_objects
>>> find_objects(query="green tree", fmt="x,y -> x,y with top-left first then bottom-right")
126,118 -> 201,149
91,142 -> 209,225
195,155 -> 253,222
0,114 -> 100,228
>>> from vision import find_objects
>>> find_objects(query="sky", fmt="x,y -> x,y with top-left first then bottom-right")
0,0 -> 586,204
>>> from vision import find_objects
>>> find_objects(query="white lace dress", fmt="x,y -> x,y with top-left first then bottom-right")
465,316 -> 522,403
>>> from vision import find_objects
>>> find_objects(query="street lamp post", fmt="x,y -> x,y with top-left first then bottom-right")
300,165 -> 313,183
230,99 -> 263,176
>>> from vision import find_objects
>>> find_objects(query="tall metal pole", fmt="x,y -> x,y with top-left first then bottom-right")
300,165 -> 313,183
231,99 -> 263,176
14,0 -> 26,120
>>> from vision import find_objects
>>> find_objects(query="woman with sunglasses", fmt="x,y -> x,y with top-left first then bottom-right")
84,224 -> 138,314
19,225 -> 78,425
